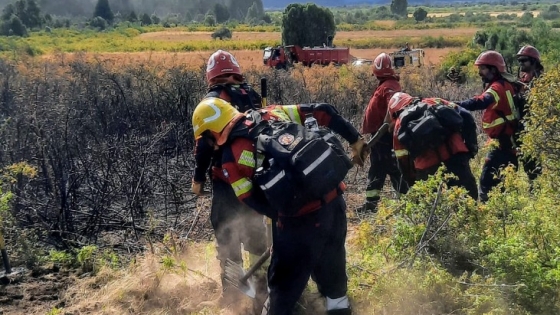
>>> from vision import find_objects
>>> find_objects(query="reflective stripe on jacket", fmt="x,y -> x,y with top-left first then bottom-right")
481,81 -> 519,138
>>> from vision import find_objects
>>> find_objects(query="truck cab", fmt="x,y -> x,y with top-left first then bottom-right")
263,46 -> 288,69
388,49 -> 425,68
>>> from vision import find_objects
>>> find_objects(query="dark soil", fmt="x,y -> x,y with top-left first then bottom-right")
0,265 -> 76,315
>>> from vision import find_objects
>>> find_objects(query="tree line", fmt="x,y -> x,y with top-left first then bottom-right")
0,0 -> 268,34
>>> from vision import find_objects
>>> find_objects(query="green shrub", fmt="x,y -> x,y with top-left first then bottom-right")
90,16 -> 107,30
77,245 -> 98,272
211,27 -> 232,40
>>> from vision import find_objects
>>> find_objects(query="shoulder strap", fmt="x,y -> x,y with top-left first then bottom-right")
206,85 -> 223,99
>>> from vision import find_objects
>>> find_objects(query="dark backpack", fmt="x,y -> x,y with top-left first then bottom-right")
456,106 -> 479,158
397,102 -> 464,157
507,80 -> 527,121
244,114 -> 353,216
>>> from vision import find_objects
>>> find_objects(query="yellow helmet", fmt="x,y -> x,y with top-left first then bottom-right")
192,97 -> 241,145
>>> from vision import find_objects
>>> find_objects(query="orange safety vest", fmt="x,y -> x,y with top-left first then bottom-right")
481,80 -> 519,138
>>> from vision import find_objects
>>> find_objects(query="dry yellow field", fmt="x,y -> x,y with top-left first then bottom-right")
425,10 -> 540,18
42,29 -> 471,69
139,28 -> 479,42
42,47 -> 460,70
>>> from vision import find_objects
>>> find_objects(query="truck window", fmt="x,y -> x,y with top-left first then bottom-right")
263,50 -> 272,59
394,57 -> 405,68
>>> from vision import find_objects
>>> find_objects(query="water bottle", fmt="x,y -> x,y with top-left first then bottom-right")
304,113 -> 319,131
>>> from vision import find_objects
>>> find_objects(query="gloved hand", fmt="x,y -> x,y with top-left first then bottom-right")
350,137 -> 369,167
191,180 -> 205,196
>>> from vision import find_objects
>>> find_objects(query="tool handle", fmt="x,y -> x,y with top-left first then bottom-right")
366,123 -> 389,149
261,77 -> 267,108
240,247 -> 271,283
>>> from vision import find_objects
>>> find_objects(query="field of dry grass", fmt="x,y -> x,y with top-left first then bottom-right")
139,28 -> 479,42
425,10 -> 540,18
40,47 -> 460,71
54,28 -> 471,69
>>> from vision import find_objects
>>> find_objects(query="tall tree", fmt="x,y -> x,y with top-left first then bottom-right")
390,0 -> 408,17
140,13 -> 152,25
128,10 -> 138,22
1,0 -> 43,29
226,0 -> 263,21
213,3 -> 229,23
93,0 -> 114,23
413,7 -> 427,22
1,4 -> 16,21
281,3 -> 335,47
22,0 -> 43,29
245,2 -> 259,23
1,14 -> 28,36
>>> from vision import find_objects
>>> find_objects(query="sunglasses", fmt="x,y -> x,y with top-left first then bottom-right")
517,58 -> 530,63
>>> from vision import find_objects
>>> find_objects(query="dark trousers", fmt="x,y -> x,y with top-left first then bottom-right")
267,196 -> 348,315
416,153 -> 478,200
211,179 -> 268,286
520,154 -> 541,182
479,147 -> 518,201
366,138 -> 408,203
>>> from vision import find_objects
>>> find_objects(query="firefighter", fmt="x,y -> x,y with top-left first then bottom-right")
387,92 -> 478,200
516,45 -> 544,183
455,50 -> 519,202
517,45 -> 544,86
360,52 -> 408,212
192,98 -> 369,315
191,50 -> 268,312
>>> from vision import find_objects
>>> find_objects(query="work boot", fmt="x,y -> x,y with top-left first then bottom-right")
359,201 -> 378,213
327,308 -> 352,315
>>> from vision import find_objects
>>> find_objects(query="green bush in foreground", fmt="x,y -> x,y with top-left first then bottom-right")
349,165 -> 560,314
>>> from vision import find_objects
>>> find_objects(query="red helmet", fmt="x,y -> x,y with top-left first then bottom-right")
474,50 -> 506,73
517,45 -> 541,62
206,50 -> 242,84
388,92 -> 414,119
372,53 -> 395,77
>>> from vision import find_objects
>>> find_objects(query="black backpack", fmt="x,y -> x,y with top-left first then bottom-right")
244,113 -> 353,216
456,106 -> 479,158
397,102 -> 467,158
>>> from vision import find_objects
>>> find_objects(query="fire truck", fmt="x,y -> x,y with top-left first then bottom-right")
263,45 -> 351,69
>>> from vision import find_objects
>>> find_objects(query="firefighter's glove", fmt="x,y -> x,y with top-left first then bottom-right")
191,180 -> 205,196
350,137 -> 369,167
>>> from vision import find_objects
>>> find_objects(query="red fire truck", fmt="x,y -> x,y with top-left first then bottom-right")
263,45 -> 350,69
